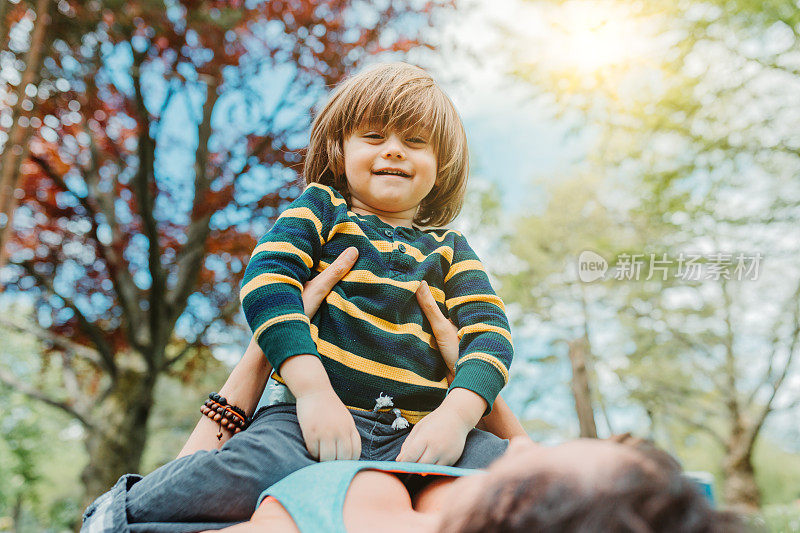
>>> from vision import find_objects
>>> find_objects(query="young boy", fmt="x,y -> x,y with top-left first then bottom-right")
81,62 -> 514,531
240,61 -> 513,467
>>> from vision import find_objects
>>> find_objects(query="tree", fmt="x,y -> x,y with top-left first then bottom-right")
0,0 -> 53,269
511,0 -> 800,510
497,174 -> 644,439
0,0 -> 457,504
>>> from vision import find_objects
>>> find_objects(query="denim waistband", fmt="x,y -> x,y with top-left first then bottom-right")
263,379 -> 409,429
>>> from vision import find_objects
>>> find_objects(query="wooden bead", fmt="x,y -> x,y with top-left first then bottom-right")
213,413 -> 221,421
221,418 -> 228,425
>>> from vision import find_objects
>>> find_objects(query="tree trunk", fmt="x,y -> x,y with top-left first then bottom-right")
0,0 -> 50,270
722,434 -> 761,512
567,338 -> 598,438
80,366 -> 158,507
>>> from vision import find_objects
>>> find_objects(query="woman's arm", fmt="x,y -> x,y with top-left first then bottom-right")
177,338 -> 272,458
414,282 -> 529,441
177,247 -> 360,458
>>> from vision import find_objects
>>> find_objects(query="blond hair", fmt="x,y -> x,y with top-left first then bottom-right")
303,62 -> 469,227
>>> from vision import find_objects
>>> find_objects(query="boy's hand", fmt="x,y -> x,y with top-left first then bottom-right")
295,387 -> 361,461
394,406 -> 471,466
396,387 -> 487,466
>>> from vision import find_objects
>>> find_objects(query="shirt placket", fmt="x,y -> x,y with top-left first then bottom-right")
383,227 -> 409,278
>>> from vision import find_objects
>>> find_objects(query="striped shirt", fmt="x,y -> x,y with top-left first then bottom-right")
240,183 -> 513,423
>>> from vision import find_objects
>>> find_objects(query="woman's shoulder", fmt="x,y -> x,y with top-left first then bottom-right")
260,461 -> 476,507
255,461 -> 477,533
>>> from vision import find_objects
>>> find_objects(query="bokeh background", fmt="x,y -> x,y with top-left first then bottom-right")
1,0 -> 799,530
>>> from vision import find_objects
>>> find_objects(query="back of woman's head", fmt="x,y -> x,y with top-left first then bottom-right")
439,436 -> 747,533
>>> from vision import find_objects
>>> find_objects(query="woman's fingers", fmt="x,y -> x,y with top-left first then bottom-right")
415,281 -> 445,323
302,247 -> 358,317
416,281 -> 460,370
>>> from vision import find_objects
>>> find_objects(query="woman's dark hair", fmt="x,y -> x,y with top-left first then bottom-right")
439,434 -> 748,533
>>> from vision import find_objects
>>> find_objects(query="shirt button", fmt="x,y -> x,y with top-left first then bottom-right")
398,244 -> 407,253
384,229 -> 393,237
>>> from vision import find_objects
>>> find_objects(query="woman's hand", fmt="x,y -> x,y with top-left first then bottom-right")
303,247 -> 358,316
415,281 -> 459,377
414,280 -> 531,441
177,247 -> 360,458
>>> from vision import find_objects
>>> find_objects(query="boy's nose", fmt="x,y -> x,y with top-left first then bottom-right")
383,147 -> 405,159
382,135 -> 405,159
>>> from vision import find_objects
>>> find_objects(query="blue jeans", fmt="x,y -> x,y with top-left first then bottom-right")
81,403 -> 507,532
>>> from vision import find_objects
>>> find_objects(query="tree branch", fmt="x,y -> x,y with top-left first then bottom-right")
720,280 -> 742,427
669,410 -> 727,449
78,122 -> 148,352
166,76 -> 221,326
0,366 -> 96,432
0,315 -> 104,366
162,290 -> 241,371
28,153 -> 144,351
744,278 -> 800,451
131,51 -> 164,356
10,259 -> 117,375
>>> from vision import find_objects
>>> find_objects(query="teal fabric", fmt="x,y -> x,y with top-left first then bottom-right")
257,460 -> 479,533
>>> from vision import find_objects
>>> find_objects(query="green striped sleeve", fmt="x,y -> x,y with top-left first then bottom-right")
240,184 -> 338,372
444,233 -> 513,414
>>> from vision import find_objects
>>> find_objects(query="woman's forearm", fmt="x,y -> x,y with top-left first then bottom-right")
476,395 -> 529,440
444,371 -> 528,440
177,338 -> 273,458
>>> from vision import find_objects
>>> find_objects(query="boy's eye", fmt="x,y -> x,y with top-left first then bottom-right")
364,133 -> 383,139
407,137 -> 426,144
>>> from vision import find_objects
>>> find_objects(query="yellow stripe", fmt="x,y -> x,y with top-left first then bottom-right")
241,273 -> 303,300
346,405 -> 431,425
400,244 -> 454,264
307,183 -> 348,207
370,240 -> 394,253
252,313 -> 310,342
328,217 -> 455,265
272,371 -> 433,423
458,323 -> 513,345
328,220 -> 369,242
316,262 -> 445,304
341,269 -> 446,304
324,222 -> 399,258
251,241 -> 312,269
444,259 -> 484,283
278,207 -> 324,245
446,293 -> 506,312
456,352 -> 509,384
426,229 -> 461,242
311,324 -> 448,390
325,291 -> 434,347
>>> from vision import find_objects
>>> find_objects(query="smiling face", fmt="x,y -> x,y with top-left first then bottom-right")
342,124 -> 438,227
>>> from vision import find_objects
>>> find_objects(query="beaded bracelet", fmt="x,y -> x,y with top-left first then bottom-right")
200,392 -> 252,440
